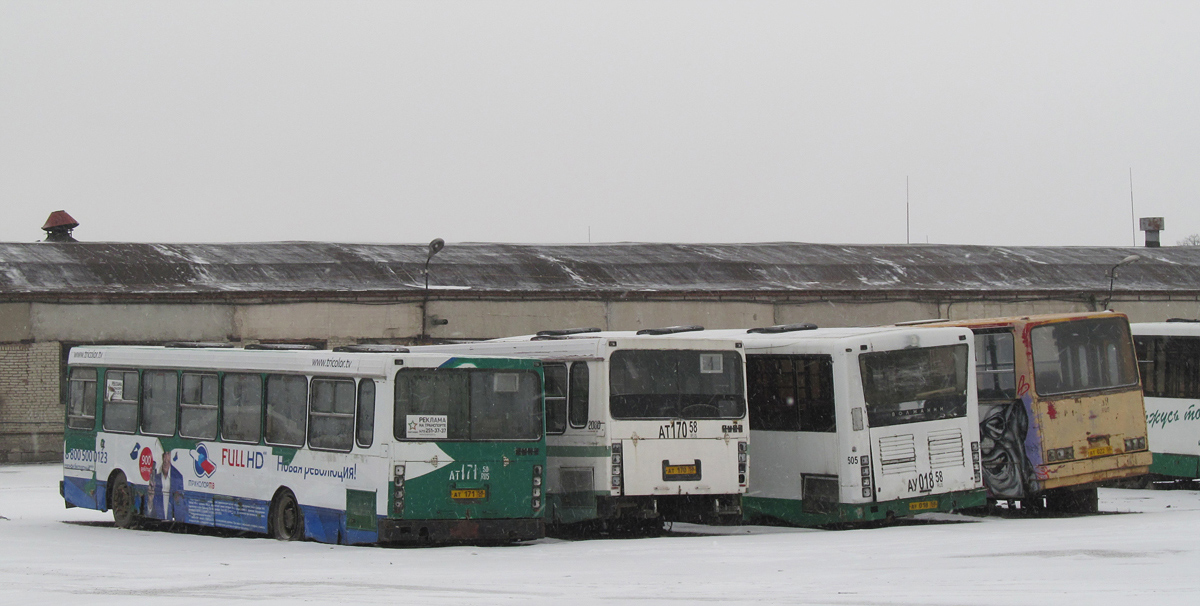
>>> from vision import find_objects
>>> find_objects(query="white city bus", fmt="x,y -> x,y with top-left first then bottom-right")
62,344 -> 547,545
639,324 -> 985,526
413,328 -> 748,531
1132,320 -> 1200,482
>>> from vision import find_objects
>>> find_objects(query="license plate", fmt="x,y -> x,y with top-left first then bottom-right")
1087,446 -> 1113,458
909,500 -> 938,511
664,465 -> 697,476
662,459 -> 702,481
451,489 -> 486,500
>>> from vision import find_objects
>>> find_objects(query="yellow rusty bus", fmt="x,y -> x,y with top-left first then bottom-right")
925,312 -> 1150,512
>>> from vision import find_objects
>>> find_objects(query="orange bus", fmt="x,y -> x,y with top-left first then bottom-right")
926,312 -> 1150,512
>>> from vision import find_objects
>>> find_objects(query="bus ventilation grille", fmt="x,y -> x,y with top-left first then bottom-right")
878,434 -> 918,475
928,429 -> 965,469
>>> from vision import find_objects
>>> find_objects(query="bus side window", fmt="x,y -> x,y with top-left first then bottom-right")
568,362 -> 589,429
102,369 -> 139,433
266,374 -> 308,448
67,368 -> 98,430
309,377 -> 355,452
544,364 -> 568,434
221,373 -> 263,444
180,372 -> 218,440
1139,336 -> 1200,399
975,331 -> 1016,400
141,369 -> 179,437
356,379 -> 375,448
748,355 -> 834,432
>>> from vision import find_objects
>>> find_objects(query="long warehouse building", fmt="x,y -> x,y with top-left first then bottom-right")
2,240 -> 1199,462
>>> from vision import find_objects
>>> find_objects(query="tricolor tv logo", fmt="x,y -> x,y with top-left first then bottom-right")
190,444 -> 217,478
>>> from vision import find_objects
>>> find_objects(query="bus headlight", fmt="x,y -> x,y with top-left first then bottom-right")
1124,437 -> 1147,452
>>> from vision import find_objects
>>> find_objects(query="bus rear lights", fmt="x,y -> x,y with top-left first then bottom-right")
860,455 -> 873,498
1046,447 -> 1075,463
532,465 -> 543,509
971,441 -> 982,484
1124,437 -> 1147,451
393,465 -> 406,514
738,441 -> 748,486
611,443 -> 624,492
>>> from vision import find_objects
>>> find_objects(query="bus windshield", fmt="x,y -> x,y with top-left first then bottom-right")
859,344 -> 969,427
609,350 -> 745,420
1031,317 -> 1139,397
393,369 -> 543,441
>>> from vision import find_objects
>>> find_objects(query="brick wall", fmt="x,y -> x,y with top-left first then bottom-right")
0,342 -> 62,462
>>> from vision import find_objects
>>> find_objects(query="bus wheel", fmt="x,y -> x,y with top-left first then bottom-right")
270,490 -> 304,541
110,472 -> 137,529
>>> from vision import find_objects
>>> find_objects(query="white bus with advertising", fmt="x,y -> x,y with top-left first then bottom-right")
1132,320 -> 1200,482
61,344 -> 547,545
634,324 -> 985,526
412,327 -> 748,531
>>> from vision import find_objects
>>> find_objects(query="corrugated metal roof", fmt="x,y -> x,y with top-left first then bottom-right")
0,241 -> 1197,301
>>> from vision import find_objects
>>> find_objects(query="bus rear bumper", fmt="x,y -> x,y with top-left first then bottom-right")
378,518 -> 544,544
744,488 -> 986,528
1038,451 -> 1152,491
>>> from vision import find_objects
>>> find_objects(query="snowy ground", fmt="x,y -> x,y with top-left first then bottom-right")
2,463 -> 1199,605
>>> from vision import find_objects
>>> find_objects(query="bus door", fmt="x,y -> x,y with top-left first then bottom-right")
306,376 -> 384,536
861,344 -> 974,503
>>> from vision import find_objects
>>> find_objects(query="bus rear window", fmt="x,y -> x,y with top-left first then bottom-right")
859,344 -> 969,428
609,350 -> 746,420
1031,317 -> 1139,397
393,370 -> 542,441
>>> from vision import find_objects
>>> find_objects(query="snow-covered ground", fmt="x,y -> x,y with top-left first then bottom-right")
2,463 -> 1199,605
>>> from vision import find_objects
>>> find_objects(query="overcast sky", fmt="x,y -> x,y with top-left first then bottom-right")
2,1 -> 1198,247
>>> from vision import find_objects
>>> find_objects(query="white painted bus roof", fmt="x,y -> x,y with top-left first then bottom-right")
1131,322 -> 1200,337
413,334 -> 743,360
66,346 -> 527,378
603,325 -> 969,341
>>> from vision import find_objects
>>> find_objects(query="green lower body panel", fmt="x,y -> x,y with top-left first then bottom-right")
1149,452 -> 1200,479
744,489 -> 987,528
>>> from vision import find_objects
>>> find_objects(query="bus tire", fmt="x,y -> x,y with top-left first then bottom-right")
109,471 -> 138,529
270,489 -> 304,541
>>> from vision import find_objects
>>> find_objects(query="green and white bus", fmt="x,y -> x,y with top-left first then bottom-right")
1133,320 -> 1200,482
637,324 -> 986,526
61,344 -> 547,545
414,329 -> 748,531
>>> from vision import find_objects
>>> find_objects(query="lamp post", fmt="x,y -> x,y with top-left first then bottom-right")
1104,254 -> 1140,310
420,238 -> 445,343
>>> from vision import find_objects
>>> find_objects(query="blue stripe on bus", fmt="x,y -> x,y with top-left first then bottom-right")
72,480 -> 383,545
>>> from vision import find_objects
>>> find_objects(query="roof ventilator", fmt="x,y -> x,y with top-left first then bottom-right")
245,343 -> 319,351
332,344 -> 411,353
636,325 -> 704,336
746,323 -> 818,334
535,328 -> 602,337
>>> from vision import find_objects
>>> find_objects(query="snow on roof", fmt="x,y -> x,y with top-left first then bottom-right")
1,241 -> 1197,300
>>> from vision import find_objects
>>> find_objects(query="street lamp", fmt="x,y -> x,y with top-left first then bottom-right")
1104,254 -> 1140,310
420,238 -> 445,343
